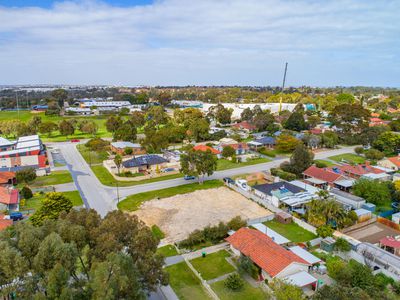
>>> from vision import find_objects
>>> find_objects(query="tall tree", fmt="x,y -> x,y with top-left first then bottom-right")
281,143 -> 314,176
30,192 -> 73,226
51,88 -> 68,107
58,120 -> 74,137
180,149 -> 218,183
114,154 -> 122,174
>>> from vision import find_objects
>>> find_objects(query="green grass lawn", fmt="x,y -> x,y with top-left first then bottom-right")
77,144 -> 109,165
190,250 -> 235,280
165,262 -> 211,300
91,165 -> 183,187
263,220 -> 317,242
29,171 -> 73,187
0,111 -> 113,142
118,180 -> 223,211
217,157 -> 271,171
314,159 -> 336,167
211,274 -> 268,300
328,153 -> 365,164
151,225 -> 165,239
156,245 -> 179,257
21,190 -> 83,211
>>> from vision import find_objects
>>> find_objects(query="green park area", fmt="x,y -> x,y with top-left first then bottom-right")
0,111 -> 111,142
328,153 -> 365,164
77,144 -> 109,165
21,190 -> 83,211
263,220 -> 317,242
156,245 -> 179,257
190,250 -> 235,280
29,170 -> 73,187
211,276 -> 268,300
165,262 -> 211,300
314,159 -> 336,167
91,165 -> 183,187
217,157 -> 270,171
117,180 -> 223,211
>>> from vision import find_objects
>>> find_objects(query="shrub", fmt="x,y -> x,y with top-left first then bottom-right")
238,256 -> 259,279
227,216 -> 247,231
315,160 -> 328,168
334,237 -> 351,252
316,225 -> 334,238
20,186 -> 33,199
271,168 -> 297,181
124,148 -> 133,155
224,273 -> 244,291
354,146 -> 364,155
85,138 -> 110,152
364,149 -> 384,160
16,168 -> 37,184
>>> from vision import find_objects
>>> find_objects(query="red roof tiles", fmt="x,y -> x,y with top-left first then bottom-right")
232,121 -> 256,131
0,187 -> 19,205
387,156 -> 400,168
193,145 -> 221,155
380,237 -> 400,249
0,172 -> 16,184
303,165 -> 343,183
336,164 -> 384,176
226,228 -> 309,277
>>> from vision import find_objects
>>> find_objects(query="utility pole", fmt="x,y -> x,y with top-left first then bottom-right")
15,91 -> 20,118
279,62 -> 288,113
116,180 -> 120,203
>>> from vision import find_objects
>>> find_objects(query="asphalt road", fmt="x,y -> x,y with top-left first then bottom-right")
56,142 -> 357,216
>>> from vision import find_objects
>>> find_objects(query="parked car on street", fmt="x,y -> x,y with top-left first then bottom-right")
71,139 -> 80,143
9,212 -> 23,221
162,168 -> 175,173
184,175 -> 196,180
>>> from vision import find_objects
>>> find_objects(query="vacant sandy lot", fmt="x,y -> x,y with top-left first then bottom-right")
346,222 -> 400,244
132,187 -> 272,243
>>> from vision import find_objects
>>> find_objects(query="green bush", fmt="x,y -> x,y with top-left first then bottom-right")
354,146 -> 364,155
316,224 -> 334,238
224,273 -> 244,291
20,186 -> 33,199
270,168 -> 297,181
315,161 -> 328,168
334,237 -> 351,252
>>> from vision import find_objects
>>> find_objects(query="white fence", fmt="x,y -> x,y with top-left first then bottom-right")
185,259 -> 220,300
292,217 -> 317,235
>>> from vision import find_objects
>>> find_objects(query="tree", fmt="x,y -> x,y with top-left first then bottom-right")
321,131 -> 339,148
30,192 -> 73,226
114,122 -> 137,142
240,107 -> 254,121
186,118 -> 210,142
27,116 -> 42,132
224,273 -> 244,291
252,109 -> 277,133
336,93 -> 355,104
389,119 -> 400,132
51,88 -> 68,107
222,145 -> 236,159
307,115 -> 320,128
329,104 -> 370,143
38,121 -> 58,137
316,225 -> 334,238
180,149 -> 218,183
142,124 -> 170,153
281,143 -> 314,176
58,120 -> 74,136
0,209 -> 167,298
271,279 -> 305,300
130,111 -> 146,127
85,138 -> 110,152
360,126 -> 388,146
284,108 -> 308,131
334,237 -> 351,252
106,115 -> 123,135
156,91 -> 172,106
208,104 -> 233,124
276,134 -> 301,152
314,285 -> 371,300
20,186 -> 33,199
373,131 -> 400,155
79,120 -> 98,136
114,154 -> 122,174
146,106 -> 168,125
16,168 -> 37,184
364,149 -> 384,160
352,179 -> 391,206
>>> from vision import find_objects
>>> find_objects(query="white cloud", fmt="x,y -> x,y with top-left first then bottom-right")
0,0 -> 399,86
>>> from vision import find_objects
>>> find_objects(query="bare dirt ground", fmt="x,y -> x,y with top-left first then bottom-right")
132,187 -> 272,243
346,222 -> 400,244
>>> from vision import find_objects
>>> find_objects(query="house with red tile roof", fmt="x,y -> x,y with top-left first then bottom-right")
303,165 -> 345,189
333,162 -> 386,180
0,171 -> 16,185
380,236 -> 400,257
378,156 -> 400,171
226,228 -> 311,281
193,144 -> 221,158
0,186 -> 19,211
215,142 -> 249,155
369,117 -> 389,127
232,121 -> 257,132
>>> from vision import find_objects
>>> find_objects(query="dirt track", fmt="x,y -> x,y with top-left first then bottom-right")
132,187 -> 272,243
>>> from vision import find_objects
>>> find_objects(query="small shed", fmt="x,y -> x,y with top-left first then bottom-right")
275,211 -> 292,224
361,203 -> 376,213
320,237 -> 336,253
354,208 -> 372,223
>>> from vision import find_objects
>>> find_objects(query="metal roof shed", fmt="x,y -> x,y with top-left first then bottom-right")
283,271 -> 318,287
289,246 -> 322,265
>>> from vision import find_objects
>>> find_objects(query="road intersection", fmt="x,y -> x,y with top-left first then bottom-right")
55,142 -> 357,216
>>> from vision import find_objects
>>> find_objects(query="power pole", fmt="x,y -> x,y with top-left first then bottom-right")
15,91 -> 20,118
279,62 -> 288,113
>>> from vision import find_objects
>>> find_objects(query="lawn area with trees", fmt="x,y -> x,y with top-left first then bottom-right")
216,157 -> 271,171
190,250 -> 235,280
211,275 -> 269,300
165,262 -> 211,300
77,143 -> 109,165
21,190 -> 83,211
263,220 -> 317,242
117,180 -> 224,211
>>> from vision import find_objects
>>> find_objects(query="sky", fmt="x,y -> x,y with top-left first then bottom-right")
0,0 -> 399,87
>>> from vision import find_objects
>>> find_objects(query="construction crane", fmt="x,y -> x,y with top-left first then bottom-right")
279,62 -> 288,113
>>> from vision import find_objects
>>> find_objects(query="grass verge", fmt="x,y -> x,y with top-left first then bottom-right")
91,165 -> 183,187
77,144 -> 109,165
263,220 -> 317,242
217,158 -> 271,171
156,245 -> 179,257
117,180 -> 223,211
190,250 -> 235,280
29,171 -> 73,187
165,262 -> 211,300
328,153 -> 365,164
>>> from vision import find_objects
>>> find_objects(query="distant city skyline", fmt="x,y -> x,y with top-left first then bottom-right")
0,0 -> 399,87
